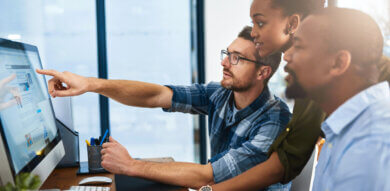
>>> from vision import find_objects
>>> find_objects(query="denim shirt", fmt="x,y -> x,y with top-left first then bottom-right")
163,82 -> 291,190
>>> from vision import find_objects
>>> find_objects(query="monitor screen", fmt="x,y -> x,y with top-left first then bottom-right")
0,40 -> 61,176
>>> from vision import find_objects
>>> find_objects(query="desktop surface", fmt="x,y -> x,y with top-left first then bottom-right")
42,166 -> 187,191
41,167 -> 115,191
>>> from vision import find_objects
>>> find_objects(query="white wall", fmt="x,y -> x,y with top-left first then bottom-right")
205,0 -> 253,83
204,0 -> 291,106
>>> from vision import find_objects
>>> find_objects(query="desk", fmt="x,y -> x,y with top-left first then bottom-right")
41,167 -> 115,190
41,167 -> 187,191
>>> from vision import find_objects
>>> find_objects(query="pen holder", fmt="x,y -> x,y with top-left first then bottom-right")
87,145 -> 104,171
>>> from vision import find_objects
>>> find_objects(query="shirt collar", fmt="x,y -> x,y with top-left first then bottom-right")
323,81 -> 390,136
228,86 -> 272,122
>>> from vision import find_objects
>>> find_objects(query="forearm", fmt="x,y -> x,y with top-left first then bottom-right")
88,78 -> 172,108
128,160 -> 214,189
212,152 -> 284,191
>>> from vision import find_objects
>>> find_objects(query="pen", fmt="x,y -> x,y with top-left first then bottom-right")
100,129 -> 109,146
90,138 -> 95,146
85,140 -> 91,146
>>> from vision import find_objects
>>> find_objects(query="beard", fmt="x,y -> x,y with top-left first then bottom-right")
221,69 -> 252,92
285,68 -> 308,99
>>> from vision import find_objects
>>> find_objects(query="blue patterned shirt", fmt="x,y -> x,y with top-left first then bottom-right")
163,82 -> 291,190
313,82 -> 390,191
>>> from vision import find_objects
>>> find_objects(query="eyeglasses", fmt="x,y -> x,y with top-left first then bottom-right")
220,50 -> 258,65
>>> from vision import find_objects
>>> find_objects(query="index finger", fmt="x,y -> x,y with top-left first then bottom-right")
36,69 -> 61,78
36,69 -> 69,84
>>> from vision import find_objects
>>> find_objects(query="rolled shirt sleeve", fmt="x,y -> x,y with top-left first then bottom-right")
210,122 -> 283,183
162,83 -> 221,115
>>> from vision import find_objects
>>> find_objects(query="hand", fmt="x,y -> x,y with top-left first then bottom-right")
36,69 -> 91,98
101,136 -> 134,175
0,74 -> 16,89
0,74 -> 20,110
9,87 -> 22,104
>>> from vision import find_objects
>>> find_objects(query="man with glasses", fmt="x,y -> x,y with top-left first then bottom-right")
36,26 -> 291,190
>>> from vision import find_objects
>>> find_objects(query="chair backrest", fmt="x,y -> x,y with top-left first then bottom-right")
291,146 -> 319,191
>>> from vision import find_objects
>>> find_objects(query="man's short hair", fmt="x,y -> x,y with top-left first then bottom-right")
238,26 -> 282,84
312,8 -> 384,83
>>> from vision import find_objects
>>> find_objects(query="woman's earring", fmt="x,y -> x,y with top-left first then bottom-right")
285,27 -> 294,35
288,28 -> 294,35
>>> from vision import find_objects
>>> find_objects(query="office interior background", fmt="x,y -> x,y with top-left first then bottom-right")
0,0 -> 389,163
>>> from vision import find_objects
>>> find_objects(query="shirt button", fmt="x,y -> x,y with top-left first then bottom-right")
286,128 -> 290,132
328,143 -> 333,149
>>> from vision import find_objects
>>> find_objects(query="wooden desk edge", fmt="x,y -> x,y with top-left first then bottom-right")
41,167 -> 115,191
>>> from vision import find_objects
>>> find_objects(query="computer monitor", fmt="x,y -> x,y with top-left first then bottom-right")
0,38 -> 65,187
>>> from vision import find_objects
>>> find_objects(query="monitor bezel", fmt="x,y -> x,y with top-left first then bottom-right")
0,38 -> 62,179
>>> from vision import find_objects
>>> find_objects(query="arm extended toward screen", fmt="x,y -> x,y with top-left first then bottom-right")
36,69 -> 173,109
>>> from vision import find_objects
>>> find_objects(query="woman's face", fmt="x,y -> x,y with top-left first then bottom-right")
250,0 -> 292,57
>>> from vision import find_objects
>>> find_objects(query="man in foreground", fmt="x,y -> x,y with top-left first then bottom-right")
37,27 -> 291,189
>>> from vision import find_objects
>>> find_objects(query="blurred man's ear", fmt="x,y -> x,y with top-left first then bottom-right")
330,50 -> 352,76
287,14 -> 300,35
257,66 -> 272,81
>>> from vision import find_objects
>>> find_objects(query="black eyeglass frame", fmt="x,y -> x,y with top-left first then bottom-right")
220,49 -> 263,65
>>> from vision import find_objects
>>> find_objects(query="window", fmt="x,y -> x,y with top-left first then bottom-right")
106,0 -> 196,162
0,0 -> 200,163
0,0 -> 100,161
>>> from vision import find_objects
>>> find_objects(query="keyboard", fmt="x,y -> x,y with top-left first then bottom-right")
69,186 -> 110,191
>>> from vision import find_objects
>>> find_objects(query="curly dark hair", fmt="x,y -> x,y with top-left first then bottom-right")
270,0 -> 325,20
